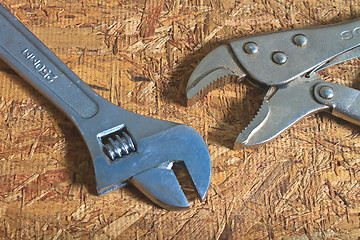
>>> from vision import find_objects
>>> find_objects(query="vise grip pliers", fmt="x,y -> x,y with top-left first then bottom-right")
0,4 -> 211,209
187,19 -> 360,148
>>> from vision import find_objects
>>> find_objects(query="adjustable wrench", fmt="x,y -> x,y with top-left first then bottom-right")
0,4 -> 211,209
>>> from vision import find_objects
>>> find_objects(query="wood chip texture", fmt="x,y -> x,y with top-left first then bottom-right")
1,0 -> 360,239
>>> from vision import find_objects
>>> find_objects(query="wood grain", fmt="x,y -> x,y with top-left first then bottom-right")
1,0 -> 360,239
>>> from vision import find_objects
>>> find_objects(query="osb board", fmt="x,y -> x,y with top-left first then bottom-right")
0,0 -> 360,239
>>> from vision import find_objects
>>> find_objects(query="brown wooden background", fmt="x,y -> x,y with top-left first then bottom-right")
1,0 -> 360,239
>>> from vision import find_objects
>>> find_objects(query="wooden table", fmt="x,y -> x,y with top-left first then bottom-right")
1,0 -> 360,239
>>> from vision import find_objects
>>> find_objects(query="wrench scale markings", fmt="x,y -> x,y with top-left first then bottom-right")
0,45 -> 98,119
22,48 -> 58,82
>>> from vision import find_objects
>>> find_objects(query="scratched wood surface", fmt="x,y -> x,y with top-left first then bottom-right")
1,0 -> 360,239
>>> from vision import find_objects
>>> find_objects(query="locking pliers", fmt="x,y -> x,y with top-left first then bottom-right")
187,19 -> 360,148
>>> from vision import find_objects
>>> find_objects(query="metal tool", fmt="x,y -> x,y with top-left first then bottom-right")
187,19 -> 360,148
0,4 -> 211,209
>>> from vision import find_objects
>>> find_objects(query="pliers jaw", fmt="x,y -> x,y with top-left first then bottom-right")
234,75 -> 329,149
186,45 -> 247,105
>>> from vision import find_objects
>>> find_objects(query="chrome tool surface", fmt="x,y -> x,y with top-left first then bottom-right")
0,4 -> 211,210
187,19 -> 360,148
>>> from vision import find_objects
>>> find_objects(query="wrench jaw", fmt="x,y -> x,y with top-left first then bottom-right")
129,155 -> 211,210
186,45 -> 247,105
130,163 -> 190,210
130,156 -> 211,210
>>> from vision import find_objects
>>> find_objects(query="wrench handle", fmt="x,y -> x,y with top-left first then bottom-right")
0,4 -> 99,121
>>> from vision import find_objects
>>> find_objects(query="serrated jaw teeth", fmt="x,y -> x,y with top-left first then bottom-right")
187,74 -> 233,106
234,99 -> 271,149
186,45 -> 246,105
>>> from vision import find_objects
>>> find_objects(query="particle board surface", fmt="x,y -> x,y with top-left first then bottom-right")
1,0 -> 360,239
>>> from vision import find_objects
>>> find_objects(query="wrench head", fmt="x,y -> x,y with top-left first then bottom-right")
129,125 -> 211,209
88,113 -> 211,210
186,44 -> 247,105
